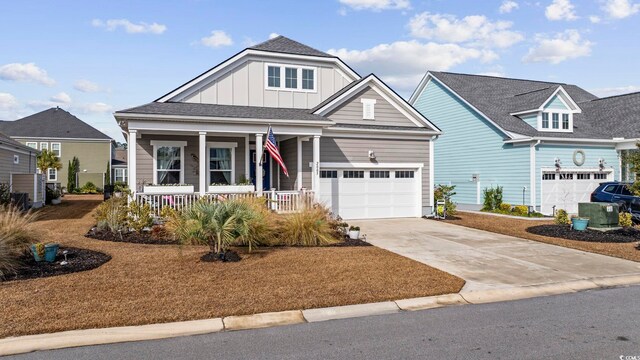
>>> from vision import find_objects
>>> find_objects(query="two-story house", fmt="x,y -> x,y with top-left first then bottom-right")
0,107 -> 114,190
114,36 -> 440,219
0,131 -> 42,207
410,71 -> 640,214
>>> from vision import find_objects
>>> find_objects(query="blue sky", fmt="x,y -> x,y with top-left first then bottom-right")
1,0 -> 640,142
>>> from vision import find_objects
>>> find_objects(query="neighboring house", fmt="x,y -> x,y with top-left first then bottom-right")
0,131 -> 43,207
111,146 -> 128,184
0,107 -> 114,189
410,71 -> 640,215
114,36 -> 440,219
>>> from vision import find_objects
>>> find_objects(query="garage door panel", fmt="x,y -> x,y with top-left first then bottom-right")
541,170 -> 612,215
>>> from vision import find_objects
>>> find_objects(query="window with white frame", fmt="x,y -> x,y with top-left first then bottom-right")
208,142 -> 236,185
48,168 -> 57,182
395,170 -> 414,178
114,168 -> 127,183
40,142 -> 48,151
265,63 -> 316,91
152,141 -> 185,185
539,111 -> 573,132
13,155 -> 19,164
26,142 -> 37,149
361,99 -> 376,120
51,142 -> 61,156
320,170 -> 337,178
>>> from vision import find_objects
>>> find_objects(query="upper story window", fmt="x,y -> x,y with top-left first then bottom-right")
26,142 -> 37,149
361,99 -> 376,120
539,111 -> 573,132
51,143 -> 61,157
40,142 -> 48,151
265,63 -> 316,92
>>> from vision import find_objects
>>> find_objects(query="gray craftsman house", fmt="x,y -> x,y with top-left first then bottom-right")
114,36 -> 440,219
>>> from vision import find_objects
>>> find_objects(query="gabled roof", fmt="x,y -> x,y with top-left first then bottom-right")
249,36 -> 334,58
0,131 -> 37,153
411,71 -> 630,139
0,108 -> 112,140
578,92 -> 640,139
116,102 -> 331,123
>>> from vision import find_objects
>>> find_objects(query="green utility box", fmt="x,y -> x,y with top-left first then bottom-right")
578,202 -> 620,229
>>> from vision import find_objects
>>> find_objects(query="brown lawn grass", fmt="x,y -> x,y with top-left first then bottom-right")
444,211 -> 640,262
0,195 -> 464,338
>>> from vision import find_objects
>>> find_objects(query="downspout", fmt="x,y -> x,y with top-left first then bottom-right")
530,140 -> 541,210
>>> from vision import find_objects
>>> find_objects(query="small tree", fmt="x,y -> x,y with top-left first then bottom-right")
67,156 -> 79,192
37,149 -> 62,180
105,161 -> 111,186
434,184 -> 457,216
627,143 -> 640,196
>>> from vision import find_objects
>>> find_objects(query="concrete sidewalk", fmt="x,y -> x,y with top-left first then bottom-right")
358,218 -> 640,291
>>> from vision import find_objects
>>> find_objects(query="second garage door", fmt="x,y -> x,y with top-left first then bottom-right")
541,170 -> 613,214
318,168 -> 421,219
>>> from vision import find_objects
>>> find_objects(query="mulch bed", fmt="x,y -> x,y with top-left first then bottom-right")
201,250 -> 242,262
527,225 -> 640,244
331,236 -> 373,247
85,226 -> 179,245
1,247 -> 111,282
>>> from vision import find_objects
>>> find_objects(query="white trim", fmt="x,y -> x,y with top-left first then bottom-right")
244,135 -> 250,179
39,142 -> 48,151
409,72 -> 510,138
264,62 -> 318,93
539,167 -> 614,214
255,133 -> 263,196
151,140 -> 186,185
207,141 -> 236,187
128,130 -> 137,195
313,74 -> 441,133
51,142 -> 61,157
199,132 -> 207,196
25,142 -> 37,149
429,136 -> 435,208
317,162 -> 424,169
47,168 -> 57,182
0,143 -> 36,155
530,140 -> 539,207
13,137 -> 112,142
537,110 -> 574,133
542,86 -> 581,113
115,112 -> 333,127
360,98 -> 376,120
504,137 -> 620,145
13,154 -> 19,164
157,49 -> 360,103
296,136 -> 302,190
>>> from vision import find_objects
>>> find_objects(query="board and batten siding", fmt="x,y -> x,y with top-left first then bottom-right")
0,148 -> 34,184
325,86 -> 417,127
182,59 -> 351,109
534,144 -> 619,207
413,79 -> 531,208
300,137 -> 432,211
136,135 -> 246,192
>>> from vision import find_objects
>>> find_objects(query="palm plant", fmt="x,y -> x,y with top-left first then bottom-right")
37,149 -> 62,175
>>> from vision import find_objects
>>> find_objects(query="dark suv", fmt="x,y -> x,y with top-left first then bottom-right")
591,182 -> 640,219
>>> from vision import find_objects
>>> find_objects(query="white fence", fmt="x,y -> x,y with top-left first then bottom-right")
135,190 -> 314,216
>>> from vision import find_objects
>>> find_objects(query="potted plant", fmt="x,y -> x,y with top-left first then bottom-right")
571,216 -> 589,231
113,182 -> 128,197
31,242 -> 60,262
50,188 -> 62,205
349,226 -> 360,240
339,222 -> 349,235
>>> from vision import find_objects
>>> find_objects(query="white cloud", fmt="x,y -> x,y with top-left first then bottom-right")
50,92 -> 72,104
269,33 -> 280,39
523,30 -> 592,64
328,40 -> 497,91
200,30 -> 233,48
74,79 -> 101,93
79,102 -> 113,114
545,0 -> 578,20
408,12 -> 524,48
589,15 -> 602,23
92,19 -> 166,34
590,85 -> 640,97
602,0 -> 640,18
499,1 -> 519,13
0,93 -> 18,110
0,63 -> 55,86
338,0 -> 410,11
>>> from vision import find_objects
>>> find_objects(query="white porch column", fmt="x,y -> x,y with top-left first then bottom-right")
255,133 -> 263,196
199,132 -> 207,196
296,136 -> 303,190
312,135 -> 320,200
128,130 -> 137,197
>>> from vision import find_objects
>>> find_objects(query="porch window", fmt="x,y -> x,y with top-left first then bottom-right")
114,168 -> 127,183
209,148 -> 233,184
156,145 -> 182,184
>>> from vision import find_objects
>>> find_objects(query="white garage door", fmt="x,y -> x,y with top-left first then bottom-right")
319,168 -> 421,220
541,170 -> 613,215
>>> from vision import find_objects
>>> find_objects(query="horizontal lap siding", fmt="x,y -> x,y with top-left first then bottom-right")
535,144 -> 620,206
326,86 -> 417,127
137,135 -> 246,192
0,148 -> 34,184
302,137 -> 431,207
413,80 -> 531,207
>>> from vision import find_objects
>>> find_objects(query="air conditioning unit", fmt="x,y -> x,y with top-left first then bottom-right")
10,192 -> 29,212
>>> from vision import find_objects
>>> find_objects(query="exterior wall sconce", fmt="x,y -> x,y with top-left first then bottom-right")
598,158 -> 606,170
368,150 -> 376,159
554,158 -> 561,171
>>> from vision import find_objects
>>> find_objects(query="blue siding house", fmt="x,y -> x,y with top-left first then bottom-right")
410,71 -> 640,215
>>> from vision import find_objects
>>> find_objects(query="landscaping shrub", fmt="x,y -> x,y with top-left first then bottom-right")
513,205 -> 529,216
80,182 -> 99,194
127,201 -> 153,232
0,206 -> 38,276
434,184 -> 457,216
482,186 -> 503,211
94,197 -> 128,233
232,196 -> 277,251
276,205 -> 338,246
619,212 -> 633,228
555,209 -> 570,225
0,183 -> 10,205
498,203 -> 512,212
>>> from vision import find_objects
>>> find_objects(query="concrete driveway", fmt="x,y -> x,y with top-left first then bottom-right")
358,218 -> 640,291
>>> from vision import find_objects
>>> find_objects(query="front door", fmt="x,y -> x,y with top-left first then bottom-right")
250,149 -> 271,191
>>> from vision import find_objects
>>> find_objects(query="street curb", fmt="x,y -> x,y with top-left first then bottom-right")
1,275 -> 639,357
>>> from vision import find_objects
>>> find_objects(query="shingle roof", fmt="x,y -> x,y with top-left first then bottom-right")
310,76 -> 369,112
330,123 -> 434,132
0,108 -> 112,140
249,36 -> 334,58
117,102 -> 331,122
428,72 -> 635,139
0,131 -> 36,152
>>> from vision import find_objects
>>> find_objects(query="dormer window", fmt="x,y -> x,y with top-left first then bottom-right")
265,63 -> 316,92
539,111 -> 573,132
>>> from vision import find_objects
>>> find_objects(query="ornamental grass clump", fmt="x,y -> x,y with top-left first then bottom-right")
0,206 -> 38,277
276,205 -> 338,246
94,197 -> 128,233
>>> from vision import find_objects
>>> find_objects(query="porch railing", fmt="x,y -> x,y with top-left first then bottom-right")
135,190 -> 313,216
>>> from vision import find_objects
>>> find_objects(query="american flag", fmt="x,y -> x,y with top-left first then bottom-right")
265,126 -> 289,177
